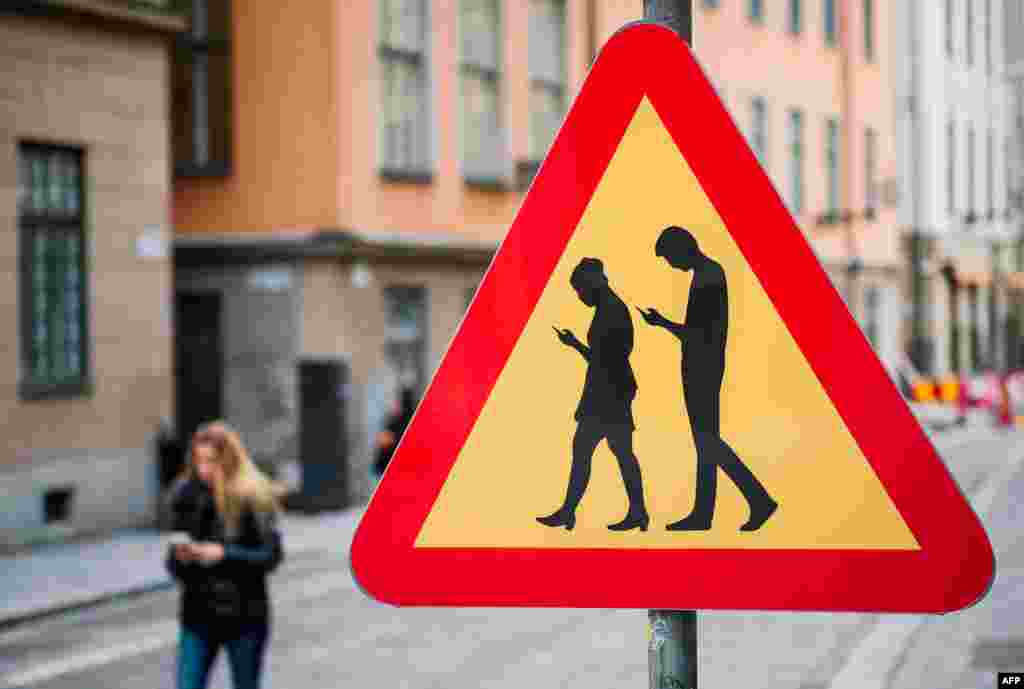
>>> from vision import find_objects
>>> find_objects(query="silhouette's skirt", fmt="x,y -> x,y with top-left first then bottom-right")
575,395 -> 636,431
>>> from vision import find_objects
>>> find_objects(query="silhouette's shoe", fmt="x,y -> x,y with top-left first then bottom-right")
607,513 -> 650,532
665,514 -> 713,531
740,498 -> 777,532
536,509 -> 576,531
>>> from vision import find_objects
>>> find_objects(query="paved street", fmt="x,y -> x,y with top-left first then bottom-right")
2,424 -> 1023,689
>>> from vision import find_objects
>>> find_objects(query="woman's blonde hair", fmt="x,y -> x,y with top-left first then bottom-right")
181,420 -> 281,537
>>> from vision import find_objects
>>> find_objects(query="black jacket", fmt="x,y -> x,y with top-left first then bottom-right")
164,477 -> 284,628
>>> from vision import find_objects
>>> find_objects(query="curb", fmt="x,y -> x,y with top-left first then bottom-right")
0,579 -> 176,634
0,510 -> 363,634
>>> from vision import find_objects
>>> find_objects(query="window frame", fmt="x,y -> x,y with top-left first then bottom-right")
824,0 -> 837,47
788,0 -> 802,35
749,0 -> 764,24
788,108 -> 805,215
948,118 -> 957,216
379,0 -> 433,181
18,142 -> 92,401
750,96 -> 768,168
528,0 -> 567,166
966,0 -> 974,66
863,0 -> 874,61
865,127 -> 877,218
459,0 -> 505,188
826,117 -> 840,215
172,0 -> 232,179
383,284 -> 429,398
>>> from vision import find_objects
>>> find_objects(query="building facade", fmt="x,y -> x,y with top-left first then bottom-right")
1003,0 -> 1024,368
0,2 -> 181,547
172,1 -> 925,504
172,0 -> 596,501
895,0 -> 1014,377
596,0 -> 905,368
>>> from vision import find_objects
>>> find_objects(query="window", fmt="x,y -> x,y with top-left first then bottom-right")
18,144 -> 89,399
987,128 -> 994,217
460,0 -> 503,183
749,0 -> 764,23
788,109 -> 804,215
380,0 -> 430,177
985,0 -> 991,74
384,286 -> 427,395
750,97 -> 768,168
824,0 -> 837,46
948,119 -> 956,215
826,118 -> 840,214
863,0 -> 874,60
966,0 -> 973,66
864,286 -> 880,347
967,124 -> 976,218
529,0 -> 566,162
704,0 -> 719,7
865,127 -> 877,216
789,0 -> 802,34
172,0 -> 232,177
946,0 -> 954,57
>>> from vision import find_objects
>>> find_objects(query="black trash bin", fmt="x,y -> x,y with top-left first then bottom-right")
290,357 -> 350,512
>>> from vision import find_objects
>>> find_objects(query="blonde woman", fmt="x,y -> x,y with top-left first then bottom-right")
165,421 -> 284,689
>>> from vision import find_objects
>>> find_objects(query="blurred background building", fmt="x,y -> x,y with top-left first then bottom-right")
2,0 -> 1023,545
0,2 -> 180,549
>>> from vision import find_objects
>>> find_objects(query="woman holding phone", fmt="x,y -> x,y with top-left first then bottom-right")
165,421 -> 284,689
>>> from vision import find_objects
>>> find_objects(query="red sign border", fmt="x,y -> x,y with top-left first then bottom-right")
351,23 -> 994,613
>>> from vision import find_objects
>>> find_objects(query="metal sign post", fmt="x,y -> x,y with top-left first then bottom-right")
642,6 -> 697,689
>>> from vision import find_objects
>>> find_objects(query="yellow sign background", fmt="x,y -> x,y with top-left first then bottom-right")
416,98 -> 919,550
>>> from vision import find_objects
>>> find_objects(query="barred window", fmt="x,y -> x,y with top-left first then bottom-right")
528,0 -> 566,162
18,144 -> 89,399
380,0 -> 431,177
460,0 -> 504,182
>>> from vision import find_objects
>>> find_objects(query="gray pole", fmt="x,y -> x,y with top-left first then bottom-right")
641,5 -> 698,689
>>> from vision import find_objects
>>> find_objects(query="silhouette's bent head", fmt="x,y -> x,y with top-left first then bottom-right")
655,226 -> 701,271
570,258 -> 609,307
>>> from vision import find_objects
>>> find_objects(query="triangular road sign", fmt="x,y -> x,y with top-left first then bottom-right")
351,23 -> 994,612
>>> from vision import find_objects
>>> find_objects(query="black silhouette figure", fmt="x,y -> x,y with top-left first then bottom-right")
638,226 -> 778,532
537,258 -> 650,532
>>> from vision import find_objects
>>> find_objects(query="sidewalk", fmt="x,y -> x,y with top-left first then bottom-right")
0,412 -> 1012,631
0,507 -> 363,631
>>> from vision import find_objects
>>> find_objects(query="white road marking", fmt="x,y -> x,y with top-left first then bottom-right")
0,570 -> 355,687
828,433 -> 1024,689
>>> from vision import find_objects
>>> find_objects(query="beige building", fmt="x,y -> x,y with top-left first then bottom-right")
0,3 -> 181,547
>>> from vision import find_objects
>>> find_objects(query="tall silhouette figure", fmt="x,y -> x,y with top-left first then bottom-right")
638,226 -> 777,531
538,258 -> 650,532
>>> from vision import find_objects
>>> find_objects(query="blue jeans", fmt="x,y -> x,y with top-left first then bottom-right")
177,622 -> 269,689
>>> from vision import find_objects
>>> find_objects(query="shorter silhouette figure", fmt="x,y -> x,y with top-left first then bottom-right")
638,226 -> 777,532
538,258 -> 649,532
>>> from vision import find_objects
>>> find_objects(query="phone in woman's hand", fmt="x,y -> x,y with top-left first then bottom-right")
169,531 -> 191,546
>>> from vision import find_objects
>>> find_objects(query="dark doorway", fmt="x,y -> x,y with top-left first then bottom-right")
171,291 -> 224,485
